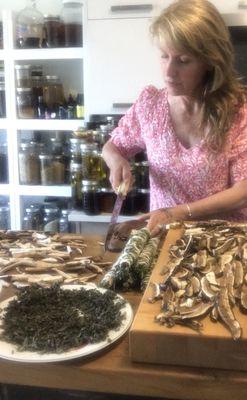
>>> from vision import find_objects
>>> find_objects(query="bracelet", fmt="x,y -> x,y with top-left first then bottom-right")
186,203 -> 192,218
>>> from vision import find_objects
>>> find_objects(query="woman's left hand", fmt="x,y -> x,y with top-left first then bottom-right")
138,208 -> 174,236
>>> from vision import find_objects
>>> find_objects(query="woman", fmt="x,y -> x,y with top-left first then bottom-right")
102,0 -> 247,235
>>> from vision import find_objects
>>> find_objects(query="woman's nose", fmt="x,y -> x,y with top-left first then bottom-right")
166,60 -> 177,77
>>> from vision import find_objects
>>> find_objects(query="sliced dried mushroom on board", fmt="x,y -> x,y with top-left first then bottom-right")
150,222 -> 247,340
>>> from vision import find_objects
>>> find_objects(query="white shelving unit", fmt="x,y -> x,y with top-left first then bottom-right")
0,7 -> 85,230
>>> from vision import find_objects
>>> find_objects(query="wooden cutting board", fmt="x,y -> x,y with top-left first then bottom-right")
129,227 -> 247,371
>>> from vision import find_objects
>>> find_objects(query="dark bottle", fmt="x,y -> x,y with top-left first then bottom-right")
37,96 -> 46,119
81,180 -> 100,215
76,93 -> 84,119
67,94 -> 76,119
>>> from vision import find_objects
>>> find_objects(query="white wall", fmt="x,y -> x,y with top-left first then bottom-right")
0,0 -> 63,15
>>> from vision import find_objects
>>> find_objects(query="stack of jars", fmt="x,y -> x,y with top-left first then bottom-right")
0,141 -> 9,183
0,197 -> 10,230
22,201 -> 70,233
15,0 -> 83,49
18,137 -> 68,186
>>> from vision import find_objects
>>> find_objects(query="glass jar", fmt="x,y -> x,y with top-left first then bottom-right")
43,15 -> 65,48
0,143 -> 8,183
16,87 -> 35,118
39,154 -> 65,185
121,188 -> 138,215
81,180 -> 100,215
15,64 -> 31,87
0,205 -> 10,230
70,162 -> 83,209
138,189 -> 150,213
100,156 -> 111,188
100,188 -> 116,213
59,209 -> 70,232
16,0 -> 44,49
0,83 -> 6,118
60,0 -> 83,47
80,143 -> 101,181
31,64 -> 43,77
19,142 -> 40,184
135,161 -> 149,190
43,75 -> 64,112
31,76 -> 43,98
43,206 -> 59,232
22,206 -> 42,230
70,137 -> 84,163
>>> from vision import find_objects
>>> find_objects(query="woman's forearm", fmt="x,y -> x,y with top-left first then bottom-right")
172,179 -> 247,220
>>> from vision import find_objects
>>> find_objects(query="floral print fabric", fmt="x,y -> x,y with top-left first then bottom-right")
110,86 -> 247,220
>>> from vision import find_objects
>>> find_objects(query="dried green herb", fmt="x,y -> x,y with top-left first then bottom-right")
0,284 -> 126,354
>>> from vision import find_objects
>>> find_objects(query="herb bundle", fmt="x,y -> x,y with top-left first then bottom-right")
0,284 -> 126,353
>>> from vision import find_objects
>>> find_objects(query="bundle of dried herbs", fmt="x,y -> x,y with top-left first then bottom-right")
0,284 -> 126,353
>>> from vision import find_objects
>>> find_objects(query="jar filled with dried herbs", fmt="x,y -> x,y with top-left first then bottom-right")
70,162 -> 83,209
43,206 -> 59,232
22,206 -> 42,230
19,142 -> 40,185
81,179 -> 101,215
80,143 -> 101,181
39,154 -> 65,185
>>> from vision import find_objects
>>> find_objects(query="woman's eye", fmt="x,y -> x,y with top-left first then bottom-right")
179,57 -> 190,64
161,53 -> 168,59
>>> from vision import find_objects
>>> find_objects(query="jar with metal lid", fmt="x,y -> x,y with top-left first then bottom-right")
135,161 -> 149,189
81,180 -> 100,215
0,205 -> 10,230
121,188 -> 138,215
43,75 -> 64,112
70,162 -> 83,209
59,209 -> 70,233
22,206 -> 42,230
19,142 -> 40,184
39,154 -> 65,185
60,0 -> 83,47
43,15 -> 65,48
69,137 -> 84,163
137,189 -> 150,213
16,87 -> 35,118
0,143 -> 8,183
100,188 -> 116,213
16,0 -> 44,49
15,64 -> 31,87
80,143 -> 101,181
43,206 -> 59,232
0,83 -> 6,118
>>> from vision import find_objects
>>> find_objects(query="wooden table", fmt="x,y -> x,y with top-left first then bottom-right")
1,234 -> 247,400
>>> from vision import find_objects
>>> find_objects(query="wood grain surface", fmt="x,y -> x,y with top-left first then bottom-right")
1,233 -> 247,399
130,227 -> 247,371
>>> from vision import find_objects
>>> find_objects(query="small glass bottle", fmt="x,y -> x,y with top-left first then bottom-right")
36,95 -> 46,119
60,0 -> 83,47
76,93 -> 84,119
16,0 -> 44,49
81,180 -> 101,215
59,209 -> 70,232
22,206 -> 41,230
70,162 -> 83,209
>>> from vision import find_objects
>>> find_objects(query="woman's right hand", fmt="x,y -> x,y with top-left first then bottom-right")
109,157 -> 133,194
102,141 -> 133,194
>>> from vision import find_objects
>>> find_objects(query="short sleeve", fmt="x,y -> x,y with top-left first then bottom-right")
109,85 -> 159,159
229,103 -> 247,184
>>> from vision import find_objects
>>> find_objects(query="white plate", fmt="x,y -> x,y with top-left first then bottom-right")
0,283 -> 133,363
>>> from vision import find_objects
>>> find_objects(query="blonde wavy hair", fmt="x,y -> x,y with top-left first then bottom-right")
150,0 -> 246,150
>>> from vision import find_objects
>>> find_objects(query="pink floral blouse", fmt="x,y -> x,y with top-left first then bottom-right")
110,86 -> 247,221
